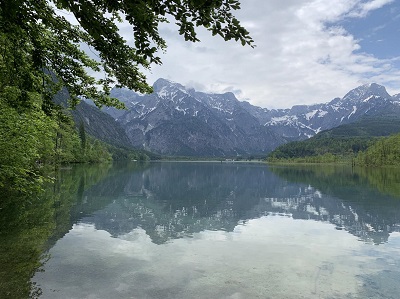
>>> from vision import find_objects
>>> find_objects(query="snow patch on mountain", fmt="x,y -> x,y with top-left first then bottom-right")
175,106 -> 187,115
363,95 -> 374,102
157,86 -> 169,99
305,110 -> 318,120
348,106 -> 357,119
304,109 -> 327,120
266,115 -> 298,126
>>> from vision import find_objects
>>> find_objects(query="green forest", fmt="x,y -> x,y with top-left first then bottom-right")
267,114 -> 400,166
267,136 -> 375,163
355,134 -> 400,166
0,94 -> 116,192
267,130 -> 400,166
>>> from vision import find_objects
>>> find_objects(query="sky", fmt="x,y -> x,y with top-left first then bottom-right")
126,0 -> 400,109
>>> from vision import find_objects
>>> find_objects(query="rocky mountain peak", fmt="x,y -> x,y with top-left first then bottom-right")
152,78 -> 188,93
341,83 -> 390,104
152,78 -> 191,101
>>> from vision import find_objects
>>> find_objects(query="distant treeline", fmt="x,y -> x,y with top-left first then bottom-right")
267,136 -> 374,163
355,134 -> 400,166
267,115 -> 400,166
267,133 -> 400,166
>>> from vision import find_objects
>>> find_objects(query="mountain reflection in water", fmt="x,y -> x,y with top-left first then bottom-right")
74,162 -> 400,245
2,161 -> 400,299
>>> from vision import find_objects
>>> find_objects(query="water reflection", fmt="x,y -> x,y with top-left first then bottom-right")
2,162 -> 400,298
75,162 -> 285,244
270,165 -> 400,244
0,163 -> 115,298
74,162 -> 400,245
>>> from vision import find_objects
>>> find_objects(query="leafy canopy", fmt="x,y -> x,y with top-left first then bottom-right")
0,0 -> 254,108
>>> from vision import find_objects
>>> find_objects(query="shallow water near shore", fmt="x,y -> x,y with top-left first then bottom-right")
2,162 -> 400,298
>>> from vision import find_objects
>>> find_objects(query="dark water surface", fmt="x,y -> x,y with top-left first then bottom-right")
1,162 -> 400,298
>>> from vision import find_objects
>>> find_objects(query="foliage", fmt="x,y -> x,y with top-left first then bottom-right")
53,112 -> 116,164
0,95 -> 113,193
0,93 -> 56,193
268,153 -> 340,164
78,122 -> 86,152
1,0 -> 253,108
267,136 -> 374,163
355,133 -> 400,166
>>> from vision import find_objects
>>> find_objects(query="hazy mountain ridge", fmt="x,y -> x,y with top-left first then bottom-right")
104,79 -> 400,156
53,86 -> 133,149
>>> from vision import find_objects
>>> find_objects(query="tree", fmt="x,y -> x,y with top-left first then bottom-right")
0,0 -> 254,108
78,122 -> 87,153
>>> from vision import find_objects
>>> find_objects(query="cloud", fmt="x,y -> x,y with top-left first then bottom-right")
348,0 -> 394,18
55,0 -> 400,109
139,0 -> 400,108
35,218 -> 372,298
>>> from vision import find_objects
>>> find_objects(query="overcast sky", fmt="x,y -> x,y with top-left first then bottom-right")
131,0 -> 400,109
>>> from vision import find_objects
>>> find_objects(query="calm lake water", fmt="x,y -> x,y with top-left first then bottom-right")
1,161 -> 400,298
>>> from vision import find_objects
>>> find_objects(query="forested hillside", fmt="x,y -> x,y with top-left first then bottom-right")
267,116 -> 400,164
267,137 -> 375,163
0,95 -> 144,193
316,116 -> 400,138
356,134 -> 400,166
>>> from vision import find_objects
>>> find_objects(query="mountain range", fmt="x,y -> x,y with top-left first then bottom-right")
61,78 -> 400,157
92,79 -> 400,157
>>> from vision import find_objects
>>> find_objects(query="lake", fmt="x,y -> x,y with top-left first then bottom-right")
1,161 -> 400,298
